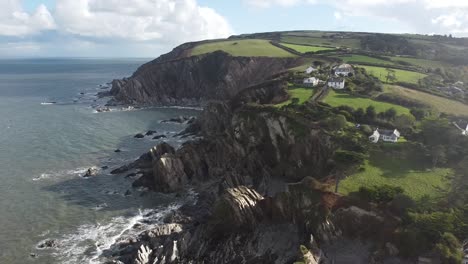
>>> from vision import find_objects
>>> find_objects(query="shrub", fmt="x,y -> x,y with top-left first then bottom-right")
434,233 -> 463,264
357,185 -> 404,203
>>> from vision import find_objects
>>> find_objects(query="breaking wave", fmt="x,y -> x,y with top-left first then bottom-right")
50,190 -> 197,264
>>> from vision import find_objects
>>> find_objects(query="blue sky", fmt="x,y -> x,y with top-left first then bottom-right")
1,0 -> 467,58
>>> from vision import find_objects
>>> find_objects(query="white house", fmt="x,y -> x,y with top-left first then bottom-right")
369,130 -> 380,143
334,64 -> 354,77
327,77 -> 345,89
369,129 -> 401,143
303,77 -> 319,87
305,66 -> 317,74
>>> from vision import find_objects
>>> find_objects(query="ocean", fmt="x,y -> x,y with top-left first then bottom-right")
0,58 -> 199,264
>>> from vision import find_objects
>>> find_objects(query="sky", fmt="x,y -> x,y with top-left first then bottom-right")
0,0 -> 467,58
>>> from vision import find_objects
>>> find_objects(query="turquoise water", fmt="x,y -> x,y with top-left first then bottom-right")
0,59 -> 198,263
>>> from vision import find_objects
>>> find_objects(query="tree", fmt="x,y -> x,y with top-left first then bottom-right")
327,114 -> 347,130
430,145 -> 447,168
434,233 -> 463,264
394,114 -> 416,130
365,106 -> 377,121
384,108 -> 397,120
385,68 -> 397,83
333,150 -> 366,193
354,108 -> 365,121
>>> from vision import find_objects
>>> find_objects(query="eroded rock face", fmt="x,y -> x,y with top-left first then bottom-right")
109,51 -> 301,105
212,186 -> 264,230
153,154 -> 188,193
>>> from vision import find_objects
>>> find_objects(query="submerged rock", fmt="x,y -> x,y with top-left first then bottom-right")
83,167 -> 99,178
152,135 -> 167,140
145,130 -> 157,136
96,106 -> 111,113
114,149 -> 122,153
37,239 -> 57,249
134,133 -> 145,139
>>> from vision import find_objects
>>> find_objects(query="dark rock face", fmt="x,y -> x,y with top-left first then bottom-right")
109,51 -> 301,105
108,100 -> 341,263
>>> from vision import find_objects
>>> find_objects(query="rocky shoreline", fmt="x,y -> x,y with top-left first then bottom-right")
96,45 -> 408,264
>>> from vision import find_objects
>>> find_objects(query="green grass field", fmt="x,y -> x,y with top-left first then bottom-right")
387,56 -> 450,68
280,43 -> 335,53
276,87 -> 315,107
280,36 -> 361,49
340,147 -> 452,200
324,90 -> 412,115
339,55 -> 395,66
384,85 -> 468,116
190,39 -> 296,57
360,65 -> 427,84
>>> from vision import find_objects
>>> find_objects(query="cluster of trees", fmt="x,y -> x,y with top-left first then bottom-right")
335,105 -> 416,132
360,34 -> 418,55
346,68 -> 383,95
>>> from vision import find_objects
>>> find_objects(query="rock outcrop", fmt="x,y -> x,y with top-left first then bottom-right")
109,51 -> 301,105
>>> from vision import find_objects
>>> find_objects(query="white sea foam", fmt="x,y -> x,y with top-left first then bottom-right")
52,190 -> 197,264
157,106 -> 203,111
40,102 -> 56,105
33,167 -> 90,181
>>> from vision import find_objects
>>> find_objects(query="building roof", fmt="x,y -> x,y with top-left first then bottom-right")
379,129 -> 400,137
328,77 -> 345,83
335,64 -> 354,72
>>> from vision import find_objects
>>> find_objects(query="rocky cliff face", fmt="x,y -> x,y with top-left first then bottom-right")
107,98 -> 342,263
105,46 -> 403,263
109,51 -> 301,105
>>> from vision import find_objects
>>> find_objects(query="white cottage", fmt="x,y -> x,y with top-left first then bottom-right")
369,129 -> 401,143
334,64 -> 354,77
305,66 -> 317,74
303,77 -> 319,87
327,77 -> 345,89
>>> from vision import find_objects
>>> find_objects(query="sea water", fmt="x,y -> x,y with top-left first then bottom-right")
0,58 -> 198,263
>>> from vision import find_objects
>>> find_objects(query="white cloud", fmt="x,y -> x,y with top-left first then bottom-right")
54,0 -> 233,43
244,0 -> 468,36
244,0 -> 316,8
0,0 -> 55,36
334,11 -> 342,20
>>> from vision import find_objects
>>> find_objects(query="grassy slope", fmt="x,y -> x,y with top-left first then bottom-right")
280,43 -> 335,53
339,55 -> 395,66
387,56 -> 450,68
384,85 -> 468,116
276,88 -> 315,107
340,146 -> 452,200
360,65 -> 427,84
280,36 -> 361,49
190,39 -> 296,57
324,90 -> 412,115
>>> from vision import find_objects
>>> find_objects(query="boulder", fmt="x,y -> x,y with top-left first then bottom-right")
37,239 -> 57,249
84,167 -> 99,177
